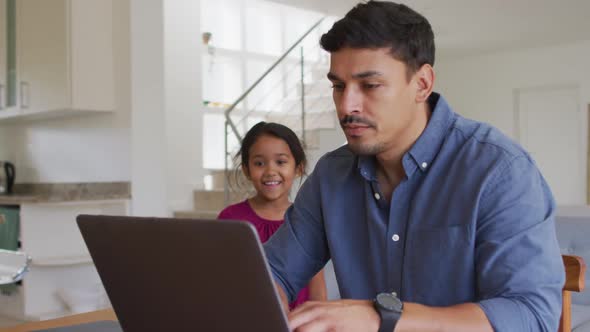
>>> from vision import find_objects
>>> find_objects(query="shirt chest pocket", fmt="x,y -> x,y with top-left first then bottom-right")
403,224 -> 475,306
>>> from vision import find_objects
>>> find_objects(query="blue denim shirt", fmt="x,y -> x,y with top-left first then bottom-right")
264,93 -> 564,331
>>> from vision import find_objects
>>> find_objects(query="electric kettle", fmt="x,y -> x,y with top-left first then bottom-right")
0,161 -> 15,194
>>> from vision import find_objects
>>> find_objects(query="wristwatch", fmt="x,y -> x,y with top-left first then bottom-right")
374,291 -> 403,332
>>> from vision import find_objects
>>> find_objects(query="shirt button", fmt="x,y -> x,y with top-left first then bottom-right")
392,234 -> 400,242
374,193 -> 381,200
421,162 -> 428,169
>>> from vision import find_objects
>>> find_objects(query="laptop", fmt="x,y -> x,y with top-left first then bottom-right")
75,214 -> 289,332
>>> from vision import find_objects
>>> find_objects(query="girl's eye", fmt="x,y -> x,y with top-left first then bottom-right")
253,161 -> 264,167
277,160 -> 287,165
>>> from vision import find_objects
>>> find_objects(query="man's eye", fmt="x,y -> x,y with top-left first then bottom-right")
331,84 -> 344,91
364,83 -> 381,89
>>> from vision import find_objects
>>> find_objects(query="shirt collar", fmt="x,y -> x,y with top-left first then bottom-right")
407,92 -> 456,176
356,92 -> 457,180
357,154 -> 377,181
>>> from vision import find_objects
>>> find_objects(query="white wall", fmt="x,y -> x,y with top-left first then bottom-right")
436,40 -> 590,205
163,0 -> 204,212
0,125 -> 17,163
130,0 -> 204,216
0,0 -> 131,183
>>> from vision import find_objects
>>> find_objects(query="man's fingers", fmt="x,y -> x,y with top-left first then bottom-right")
288,302 -> 324,330
291,319 -> 329,332
289,301 -> 318,317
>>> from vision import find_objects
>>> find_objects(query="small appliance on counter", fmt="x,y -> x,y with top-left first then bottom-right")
0,161 -> 15,194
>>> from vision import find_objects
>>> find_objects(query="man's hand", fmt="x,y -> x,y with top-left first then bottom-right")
288,299 -> 380,332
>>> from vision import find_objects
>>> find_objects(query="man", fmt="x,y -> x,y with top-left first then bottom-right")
264,1 -> 564,331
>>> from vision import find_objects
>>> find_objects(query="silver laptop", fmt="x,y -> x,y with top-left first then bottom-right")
76,215 -> 289,332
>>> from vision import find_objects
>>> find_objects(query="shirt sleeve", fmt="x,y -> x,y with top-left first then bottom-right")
475,155 -> 564,331
264,158 -> 330,303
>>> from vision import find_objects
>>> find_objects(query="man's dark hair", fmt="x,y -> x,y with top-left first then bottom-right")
320,0 -> 435,78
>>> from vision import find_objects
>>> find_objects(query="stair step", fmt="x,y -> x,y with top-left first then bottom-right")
193,190 -> 226,211
193,189 -> 247,211
207,169 -> 250,190
174,210 -> 220,220
206,169 -> 228,190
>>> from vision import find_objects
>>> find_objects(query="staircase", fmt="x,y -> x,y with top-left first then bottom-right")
174,17 -> 347,219
174,169 -> 240,219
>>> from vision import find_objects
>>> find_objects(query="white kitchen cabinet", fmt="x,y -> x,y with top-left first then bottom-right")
0,199 -> 129,320
0,0 -> 5,110
0,0 -> 19,115
12,0 -> 115,120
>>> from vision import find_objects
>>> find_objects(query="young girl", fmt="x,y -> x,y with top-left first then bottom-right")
217,121 -> 326,310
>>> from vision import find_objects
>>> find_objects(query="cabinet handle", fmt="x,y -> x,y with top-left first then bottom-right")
0,84 -> 5,110
20,81 -> 29,109
0,214 -> 5,224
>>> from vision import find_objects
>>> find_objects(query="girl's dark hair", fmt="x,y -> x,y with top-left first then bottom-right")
320,0 -> 435,79
236,121 -> 307,173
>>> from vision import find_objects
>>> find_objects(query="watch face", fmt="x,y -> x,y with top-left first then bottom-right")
376,293 -> 403,311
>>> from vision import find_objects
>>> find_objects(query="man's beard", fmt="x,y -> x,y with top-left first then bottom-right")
347,140 -> 386,156
340,115 -> 382,155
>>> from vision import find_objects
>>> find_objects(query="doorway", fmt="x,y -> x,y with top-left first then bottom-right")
515,85 -> 585,205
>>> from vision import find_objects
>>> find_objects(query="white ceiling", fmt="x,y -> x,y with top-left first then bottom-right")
269,0 -> 590,58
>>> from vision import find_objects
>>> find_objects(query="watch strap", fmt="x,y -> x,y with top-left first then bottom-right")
376,307 -> 400,332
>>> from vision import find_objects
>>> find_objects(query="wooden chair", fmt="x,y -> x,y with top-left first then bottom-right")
559,255 -> 586,332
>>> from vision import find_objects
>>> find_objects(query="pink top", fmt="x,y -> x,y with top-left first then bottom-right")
217,200 -> 310,310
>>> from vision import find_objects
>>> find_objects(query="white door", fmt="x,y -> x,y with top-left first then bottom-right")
516,85 -> 584,205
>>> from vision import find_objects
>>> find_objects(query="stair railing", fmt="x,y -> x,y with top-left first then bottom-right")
223,17 -> 328,205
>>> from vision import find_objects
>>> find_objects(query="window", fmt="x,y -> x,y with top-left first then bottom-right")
200,0 -> 332,169
200,0 -> 242,51
202,54 -> 242,106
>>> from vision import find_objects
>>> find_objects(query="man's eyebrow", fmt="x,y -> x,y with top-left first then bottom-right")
352,71 -> 382,79
327,72 -> 341,81
327,71 -> 383,81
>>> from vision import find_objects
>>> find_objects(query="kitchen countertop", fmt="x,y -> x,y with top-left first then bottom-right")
0,182 -> 131,205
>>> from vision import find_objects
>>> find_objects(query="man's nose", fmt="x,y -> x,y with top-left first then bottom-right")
339,87 -> 362,114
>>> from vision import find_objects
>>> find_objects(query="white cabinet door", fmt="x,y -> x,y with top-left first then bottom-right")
16,0 -> 68,114
0,199 -> 129,320
16,0 -> 114,117
20,200 -> 129,265
0,0 -> 20,115
68,0 -> 115,112
0,0 -> 6,110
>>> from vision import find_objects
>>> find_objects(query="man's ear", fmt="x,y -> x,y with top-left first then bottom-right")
414,64 -> 435,103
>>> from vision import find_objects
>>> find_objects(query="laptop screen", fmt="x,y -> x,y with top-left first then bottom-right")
77,215 -> 289,332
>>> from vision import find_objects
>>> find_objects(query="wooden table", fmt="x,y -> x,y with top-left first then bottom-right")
0,309 -> 117,332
